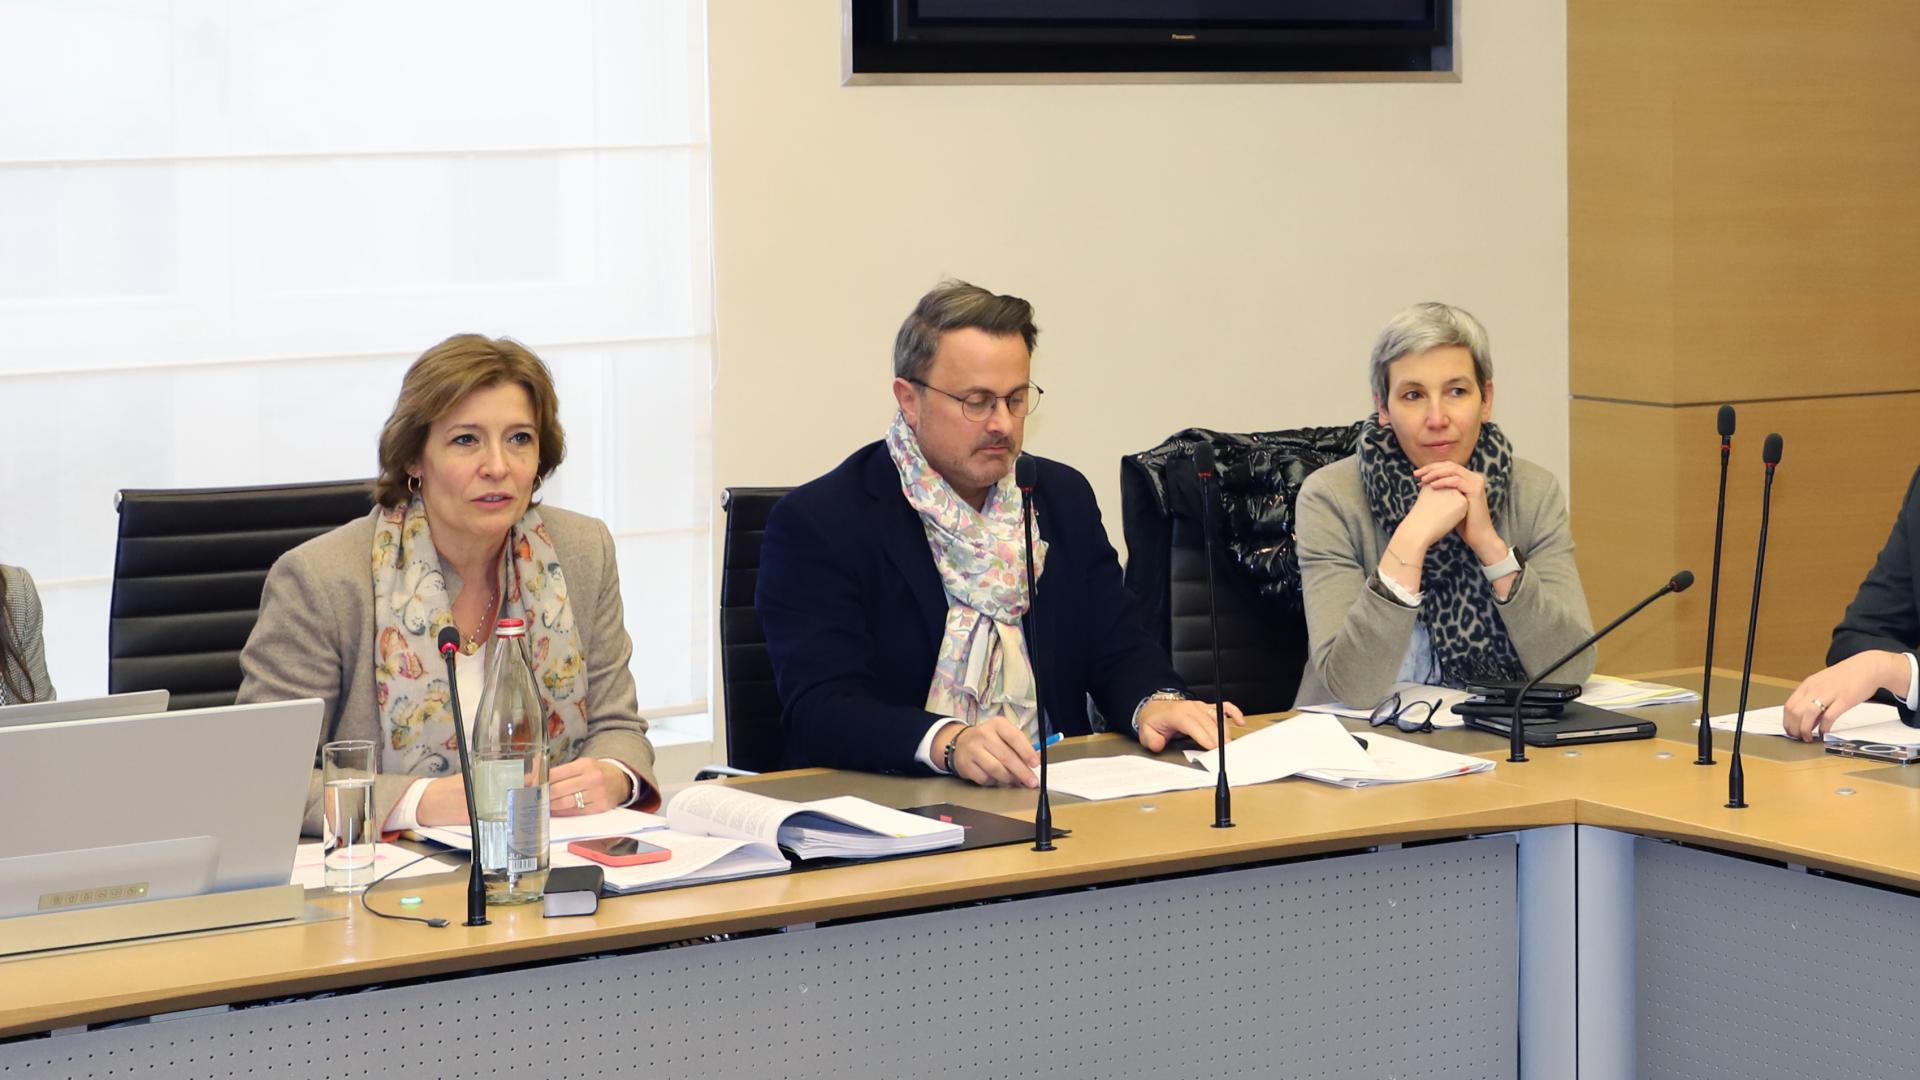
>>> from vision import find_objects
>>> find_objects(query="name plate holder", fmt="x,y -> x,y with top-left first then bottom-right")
0,884 -> 306,959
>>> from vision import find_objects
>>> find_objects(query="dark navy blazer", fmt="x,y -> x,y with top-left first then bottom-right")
1830,463 -> 1920,722
757,441 -> 1183,774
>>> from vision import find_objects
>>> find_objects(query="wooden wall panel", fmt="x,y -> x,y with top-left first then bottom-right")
1572,0 -> 1920,684
1670,2 -> 1920,403
1572,395 -> 1920,679
1568,0 -> 1676,405
1571,0 -> 1920,406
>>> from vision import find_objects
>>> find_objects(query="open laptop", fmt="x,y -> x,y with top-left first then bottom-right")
0,689 -> 169,729
0,699 -> 322,919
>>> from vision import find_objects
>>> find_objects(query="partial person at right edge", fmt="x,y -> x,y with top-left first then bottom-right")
1294,302 -> 1595,710
1,564 -> 55,705
756,280 -> 1243,788
1781,463 -> 1920,740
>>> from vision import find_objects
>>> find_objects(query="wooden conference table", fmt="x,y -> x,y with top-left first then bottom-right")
4,670 -> 1919,1079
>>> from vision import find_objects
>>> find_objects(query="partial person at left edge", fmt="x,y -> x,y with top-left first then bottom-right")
238,334 -> 660,837
0,564 -> 56,705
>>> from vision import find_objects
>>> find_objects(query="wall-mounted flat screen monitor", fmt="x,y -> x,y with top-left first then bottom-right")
851,0 -> 1452,75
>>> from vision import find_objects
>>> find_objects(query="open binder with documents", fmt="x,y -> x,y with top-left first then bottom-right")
427,786 -> 978,895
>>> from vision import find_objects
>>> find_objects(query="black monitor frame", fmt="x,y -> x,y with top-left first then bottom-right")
850,0 -> 1453,76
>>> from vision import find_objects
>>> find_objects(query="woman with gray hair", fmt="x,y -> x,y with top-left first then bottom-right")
1293,302 -> 1595,710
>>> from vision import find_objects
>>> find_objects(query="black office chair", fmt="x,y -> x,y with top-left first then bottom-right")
109,479 -> 376,711
1120,425 -> 1363,715
710,486 -> 791,775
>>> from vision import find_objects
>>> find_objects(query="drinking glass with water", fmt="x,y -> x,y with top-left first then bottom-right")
321,739 -> 377,892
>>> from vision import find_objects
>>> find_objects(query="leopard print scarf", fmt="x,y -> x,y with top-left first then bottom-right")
1357,420 -> 1526,688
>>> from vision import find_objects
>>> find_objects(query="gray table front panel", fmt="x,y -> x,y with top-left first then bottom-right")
1,836 -> 1517,1079
1636,837 -> 1920,1080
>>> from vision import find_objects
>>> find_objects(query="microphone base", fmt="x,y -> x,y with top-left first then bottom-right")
1725,798 -> 1748,810
463,916 -> 491,927
1507,750 -> 1528,763
1032,838 -> 1056,852
1694,755 -> 1715,766
1212,819 -> 1235,829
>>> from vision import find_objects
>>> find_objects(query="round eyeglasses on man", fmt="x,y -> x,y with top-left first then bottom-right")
908,380 -> 1045,421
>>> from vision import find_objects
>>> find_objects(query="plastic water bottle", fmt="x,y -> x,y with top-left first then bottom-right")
471,617 -> 549,904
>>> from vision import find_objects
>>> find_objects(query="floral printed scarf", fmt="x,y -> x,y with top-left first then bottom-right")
886,411 -> 1048,740
369,500 -> 589,776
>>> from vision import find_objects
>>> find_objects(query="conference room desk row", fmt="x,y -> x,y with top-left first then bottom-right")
3,671 -> 1918,1079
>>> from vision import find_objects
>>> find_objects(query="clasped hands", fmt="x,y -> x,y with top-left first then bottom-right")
1400,461 -> 1504,560
939,698 -> 1246,789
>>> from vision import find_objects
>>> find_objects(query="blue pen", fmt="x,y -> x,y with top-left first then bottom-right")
1033,732 -> 1063,751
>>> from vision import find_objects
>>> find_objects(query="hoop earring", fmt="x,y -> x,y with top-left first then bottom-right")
407,474 -> 421,497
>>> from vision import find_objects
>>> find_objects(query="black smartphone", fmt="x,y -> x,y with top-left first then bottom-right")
1466,680 -> 1583,704
1453,699 -> 1565,722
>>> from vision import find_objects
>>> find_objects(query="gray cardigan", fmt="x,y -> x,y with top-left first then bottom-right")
0,564 -> 55,705
1294,455 -> 1596,708
237,505 -> 658,836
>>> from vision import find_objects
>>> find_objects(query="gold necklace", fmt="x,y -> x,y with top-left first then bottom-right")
461,581 -> 500,655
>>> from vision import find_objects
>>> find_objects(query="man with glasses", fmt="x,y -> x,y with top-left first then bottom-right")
757,280 -> 1242,786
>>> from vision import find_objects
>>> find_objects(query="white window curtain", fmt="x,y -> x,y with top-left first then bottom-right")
0,1 -> 713,732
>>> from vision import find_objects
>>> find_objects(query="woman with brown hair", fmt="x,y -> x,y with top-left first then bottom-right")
239,334 -> 658,837
1,565 -> 55,705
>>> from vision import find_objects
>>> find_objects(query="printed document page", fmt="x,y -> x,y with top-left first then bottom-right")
1701,702 -> 1895,739
1185,714 -> 1375,785
1044,756 -> 1215,800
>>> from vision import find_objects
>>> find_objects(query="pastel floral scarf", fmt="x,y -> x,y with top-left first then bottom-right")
886,411 -> 1049,740
369,500 -> 589,776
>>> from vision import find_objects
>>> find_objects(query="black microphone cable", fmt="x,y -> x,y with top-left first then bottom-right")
356,850 -> 468,928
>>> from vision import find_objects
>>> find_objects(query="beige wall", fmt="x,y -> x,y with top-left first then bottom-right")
704,0 -> 1571,750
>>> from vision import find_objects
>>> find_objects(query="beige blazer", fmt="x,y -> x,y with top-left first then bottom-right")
1295,454 -> 1596,709
1,564 -> 55,705
238,504 -> 658,836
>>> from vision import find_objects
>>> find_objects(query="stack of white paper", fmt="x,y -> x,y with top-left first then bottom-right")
1294,683 -> 1474,729
663,786 -> 963,860
766,795 -> 964,858
1043,756 -> 1215,800
1184,714 -> 1376,784
1582,675 -> 1698,710
415,806 -> 666,852
1297,732 -> 1495,788
1699,702 -> 1896,739
290,842 -> 456,889
548,831 -> 790,895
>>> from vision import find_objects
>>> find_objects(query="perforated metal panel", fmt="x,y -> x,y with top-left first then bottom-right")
1,837 -> 1516,1079
1636,837 -> 1920,1079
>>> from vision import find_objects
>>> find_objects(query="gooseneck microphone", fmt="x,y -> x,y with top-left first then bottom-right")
1192,442 -> 1232,829
439,624 -> 490,927
1015,455 -> 1054,853
1697,405 -> 1736,766
1728,433 -> 1784,810
1507,569 -> 1696,763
